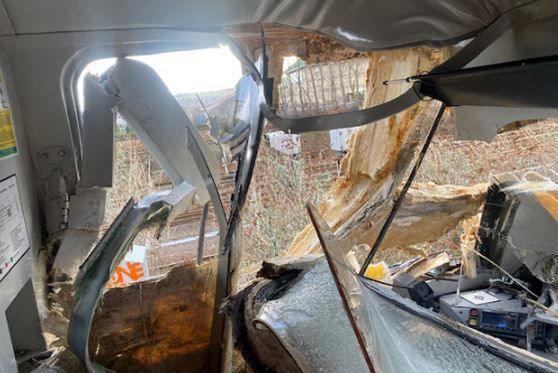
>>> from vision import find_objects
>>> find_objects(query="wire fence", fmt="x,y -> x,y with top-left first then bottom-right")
419,119 -> 558,185
277,58 -> 369,118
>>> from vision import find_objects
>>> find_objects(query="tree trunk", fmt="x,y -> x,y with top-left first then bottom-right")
286,48 -> 481,258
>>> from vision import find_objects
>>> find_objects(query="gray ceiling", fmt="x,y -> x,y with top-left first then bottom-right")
0,0 -> 531,51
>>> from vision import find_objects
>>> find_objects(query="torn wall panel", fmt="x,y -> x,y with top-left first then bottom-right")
7,0 -> 529,51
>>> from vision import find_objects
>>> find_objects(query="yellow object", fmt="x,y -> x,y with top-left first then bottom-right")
468,318 -> 478,326
0,109 -> 16,158
364,261 -> 391,283
0,75 -> 16,159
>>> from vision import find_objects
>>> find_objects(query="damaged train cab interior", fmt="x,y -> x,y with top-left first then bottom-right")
2,1 -> 558,372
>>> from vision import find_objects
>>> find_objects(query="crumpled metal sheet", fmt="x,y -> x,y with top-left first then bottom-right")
105,58 -> 221,205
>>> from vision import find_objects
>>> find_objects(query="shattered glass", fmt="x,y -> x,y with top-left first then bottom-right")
255,259 -> 554,373
360,282 -> 528,373
256,261 -> 369,373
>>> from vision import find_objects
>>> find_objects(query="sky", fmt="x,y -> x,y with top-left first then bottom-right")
82,45 -> 242,95
283,56 -> 300,71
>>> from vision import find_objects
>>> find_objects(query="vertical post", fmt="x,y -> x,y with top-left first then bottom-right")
296,69 -> 304,111
197,202 -> 209,265
308,66 -> 320,112
337,63 -> 347,106
288,75 -> 297,117
328,63 -> 338,106
304,68 -> 314,111
318,64 -> 327,112
347,60 -> 356,99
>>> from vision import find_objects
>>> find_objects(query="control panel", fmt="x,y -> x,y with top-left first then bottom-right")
439,289 -> 543,340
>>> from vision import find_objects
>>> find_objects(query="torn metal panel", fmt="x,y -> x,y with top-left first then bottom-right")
53,229 -> 99,280
80,74 -> 117,188
68,183 -> 195,372
65,188 -> 106,231
105,58 -> 220,204
452,14 -> 558,141
478,179 -> 558,285
205,73 -> 265,372
261,87 -> 421,134
207,75 -> 256,152
406,3 -> 558,111
454,106 -> 558,141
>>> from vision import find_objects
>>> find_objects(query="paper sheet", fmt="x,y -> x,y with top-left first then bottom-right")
0,175 -> 30,281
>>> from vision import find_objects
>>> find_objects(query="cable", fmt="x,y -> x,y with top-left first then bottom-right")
468,249 -> 538,299
424,274 -> 459,282
359,103 -> 447,275
363,277 -> 412,290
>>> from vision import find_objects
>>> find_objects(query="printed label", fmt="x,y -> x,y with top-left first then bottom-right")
0,175 -> 30,281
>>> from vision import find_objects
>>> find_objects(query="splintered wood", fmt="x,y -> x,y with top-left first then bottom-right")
395,252 -> 450,280
89,261 -> 217,372
287,48 -> 487,258
460,214 -> 481,278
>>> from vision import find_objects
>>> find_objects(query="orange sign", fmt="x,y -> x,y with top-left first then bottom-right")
108,261 -> 146,287
107,245 -> 150,287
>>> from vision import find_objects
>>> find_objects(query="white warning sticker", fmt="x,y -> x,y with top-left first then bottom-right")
461,290 -> 499,305
0,175 -> 29,282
